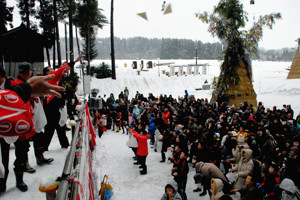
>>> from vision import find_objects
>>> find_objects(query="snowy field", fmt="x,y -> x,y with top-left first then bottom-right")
1,59 -> 300,200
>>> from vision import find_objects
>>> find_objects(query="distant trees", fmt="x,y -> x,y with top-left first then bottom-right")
90,62 -> 112,79
36,0 -> 55,67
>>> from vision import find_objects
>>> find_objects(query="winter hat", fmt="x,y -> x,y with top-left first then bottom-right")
290,146 -> 298,154
231,131 -> 237,137
177,124 -> 184,130
129,113 -> 133,116
257,127 -> 266,134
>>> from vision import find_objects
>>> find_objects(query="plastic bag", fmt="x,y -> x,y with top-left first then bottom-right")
226,172 -> 237,183
99,175 -> 113,200
59,104 -> 68,127
104,188 -> 113,200
33,98 -> 47,133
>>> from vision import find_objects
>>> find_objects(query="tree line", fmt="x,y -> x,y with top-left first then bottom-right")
56,36 -> 295,61
0,0 -> 108,75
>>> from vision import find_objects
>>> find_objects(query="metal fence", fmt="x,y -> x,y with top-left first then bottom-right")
56,102 -> 94,200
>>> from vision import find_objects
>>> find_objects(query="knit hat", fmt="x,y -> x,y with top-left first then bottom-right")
290,146 -> 298,154
177,124 -> 184,130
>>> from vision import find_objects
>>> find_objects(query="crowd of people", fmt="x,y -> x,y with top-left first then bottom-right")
0,54 -> 82,194
1,58 -> 300,199
90,89 -> 300,200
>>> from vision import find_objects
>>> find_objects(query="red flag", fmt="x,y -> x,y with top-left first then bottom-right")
85,104 -> 96,147
46,62 -> 71,104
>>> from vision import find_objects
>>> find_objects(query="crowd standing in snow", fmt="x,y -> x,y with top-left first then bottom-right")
0,55 -> 82,195
90,89 -> 300,200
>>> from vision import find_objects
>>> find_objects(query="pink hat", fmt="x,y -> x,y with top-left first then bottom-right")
177,124 -> 184,130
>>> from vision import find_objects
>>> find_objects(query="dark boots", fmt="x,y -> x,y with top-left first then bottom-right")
0,178 -> 6,194
14,169 -> 28,192
160,152 -> 166,162
140,166 -> 147,175
36,154 -> 54,165
24,161 -> 36,173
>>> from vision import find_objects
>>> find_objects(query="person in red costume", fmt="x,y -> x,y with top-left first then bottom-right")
43,54 -> 82,152
0,67 -> 65,194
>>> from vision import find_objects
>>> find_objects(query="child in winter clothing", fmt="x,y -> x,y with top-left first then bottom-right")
259,163 -> 280,199
169,145 -> 182,165
210,178 -> 225,200
230,175 -> 260,200
161,180 -> 182,200
148,117 -> 156,145
171,151 -> 189,200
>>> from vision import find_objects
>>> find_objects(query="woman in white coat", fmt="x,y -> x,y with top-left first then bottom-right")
127,127 -> 138,160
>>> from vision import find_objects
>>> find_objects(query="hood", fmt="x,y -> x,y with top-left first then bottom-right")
150,117 -> 155,123
241,149 -> 253,162
237,134 -> 245,144
280,178 -> 296,194
198,161 -> 205,171
165,180 -> 178,193
211,178 -> 224,195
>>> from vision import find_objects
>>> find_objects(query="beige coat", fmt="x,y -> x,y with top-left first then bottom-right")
210,178 -> 225,200
232,149 -> 254,189
195,162 -> 228,182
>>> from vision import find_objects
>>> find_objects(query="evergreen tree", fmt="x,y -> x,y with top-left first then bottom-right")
0,0 -> 13,67
196,0 -> 281,106
83,35 -> 98,60
17,0 -> 37,30
90,62 -> 112,79
74,0 -> 108,75
0,0 -> 13,35
36,0 -> 55,67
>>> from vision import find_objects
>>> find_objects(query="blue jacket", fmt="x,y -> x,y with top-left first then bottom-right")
133,105 -> 140,119
148,117 -> 156,136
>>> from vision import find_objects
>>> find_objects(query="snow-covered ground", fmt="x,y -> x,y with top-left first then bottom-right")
1,59 -> 299,200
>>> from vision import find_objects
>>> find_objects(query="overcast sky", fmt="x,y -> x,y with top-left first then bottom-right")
97,0 -> 300,50
7,0 -> 300,50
